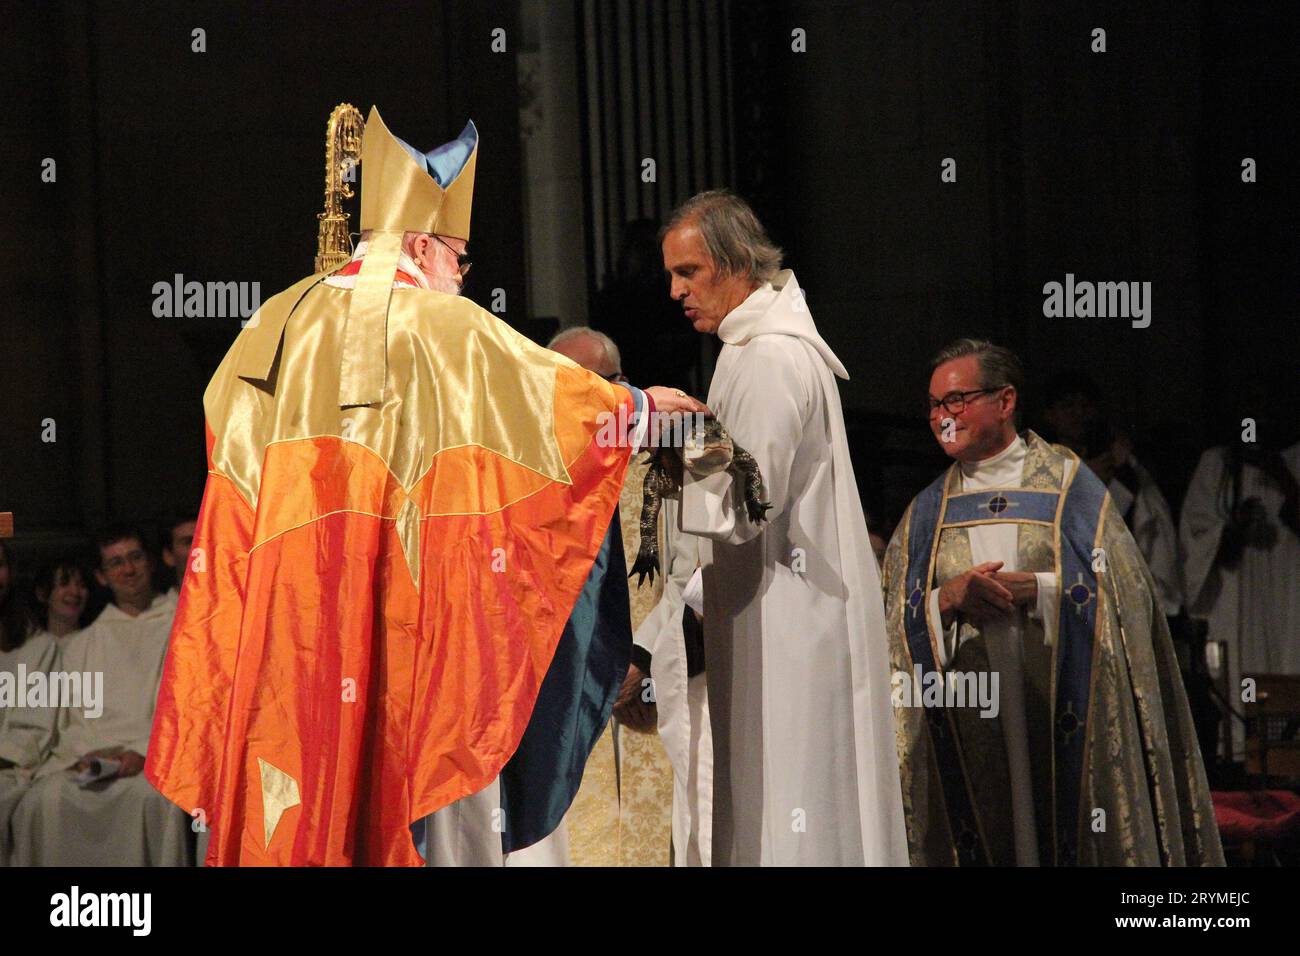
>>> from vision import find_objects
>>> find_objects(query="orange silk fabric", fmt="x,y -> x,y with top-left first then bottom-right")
146,368 -> 631,865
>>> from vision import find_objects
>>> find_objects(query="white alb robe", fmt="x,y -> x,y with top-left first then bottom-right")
417,775 -> 570,866
680,269 -> 908,866
1180,442 -> 1300,758
1,629 -> 60,865
633,496 -> 713,866
1109,456 -> 1182,616
10,593 -> 191,866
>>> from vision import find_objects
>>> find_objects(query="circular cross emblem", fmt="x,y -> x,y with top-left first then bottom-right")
987,495 -> 1009,514
908,586 -> 924,610
1057,708 -> 1080,737
1069,582 -> 1091,606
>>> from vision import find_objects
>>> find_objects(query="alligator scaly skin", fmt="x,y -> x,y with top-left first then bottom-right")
628,418 -> 773,588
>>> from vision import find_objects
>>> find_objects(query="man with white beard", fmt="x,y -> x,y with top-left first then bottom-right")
660,190 -> 907,866
146,110 -> 705,867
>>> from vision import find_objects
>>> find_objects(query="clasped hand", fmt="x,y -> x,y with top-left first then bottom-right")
937,561 -> 1038,627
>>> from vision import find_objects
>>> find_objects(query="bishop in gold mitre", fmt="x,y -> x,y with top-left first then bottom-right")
145,107 -> 704,865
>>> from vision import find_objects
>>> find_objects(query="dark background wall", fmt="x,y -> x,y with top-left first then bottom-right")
3,0 -> 524,547
2,0 -> 1294,557
731,0 -> 1294,517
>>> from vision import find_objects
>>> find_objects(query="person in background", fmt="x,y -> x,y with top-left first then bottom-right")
1180,372 -> 1300,762
549,326 -> 690,866
1040,371 -> 1182,617
0,540 -> 60,865
161,516 -> 198,600
31,556 -> 91,638
9,525 -> 189,866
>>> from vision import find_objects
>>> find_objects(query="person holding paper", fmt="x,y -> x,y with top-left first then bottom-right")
10,527 -> 190,866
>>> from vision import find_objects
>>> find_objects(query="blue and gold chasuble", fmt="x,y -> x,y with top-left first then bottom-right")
883,433 -> 1222,866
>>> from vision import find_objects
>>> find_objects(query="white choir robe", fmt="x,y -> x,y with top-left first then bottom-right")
0,630 -> 59,865
1108,456 -> 1183,615
680,269 -> 908,866
923,436 -> 1074,866
633,497 -> 713,866
1180,441 -> 1300,758
10,593 -> 192,867
415,775 -> 569,866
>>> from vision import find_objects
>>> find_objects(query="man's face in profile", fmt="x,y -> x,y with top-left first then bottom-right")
662,223 -> 750,335
413,233 -> 467,296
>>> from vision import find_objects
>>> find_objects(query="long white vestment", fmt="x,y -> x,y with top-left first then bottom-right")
1109,456 -> 1182,616
0,629 -> 59,865
1180,442 -> 1300,758
633,497 -> 713,866
680,270 -> 908,866
10,593 -> 191,866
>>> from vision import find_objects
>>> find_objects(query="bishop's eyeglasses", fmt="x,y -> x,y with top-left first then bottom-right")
925,386 -> 1006,417
434,235 -> 473,277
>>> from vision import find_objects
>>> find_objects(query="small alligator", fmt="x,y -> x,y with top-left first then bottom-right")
628,416 -> 770,587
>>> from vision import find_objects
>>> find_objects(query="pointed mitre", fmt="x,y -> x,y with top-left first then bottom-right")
359,107 -> 478,239
340,109 -> 479,406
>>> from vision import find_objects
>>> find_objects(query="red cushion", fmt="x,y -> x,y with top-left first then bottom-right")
1212,790 -> 1300,842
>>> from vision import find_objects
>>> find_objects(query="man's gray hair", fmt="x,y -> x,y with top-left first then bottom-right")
929,338 -> 1025,395
547,326 -> 622,376
930,338 -> 1026,428
660,189 -> 783,285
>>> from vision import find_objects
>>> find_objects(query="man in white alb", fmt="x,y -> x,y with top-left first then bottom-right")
660,189 -> 907,866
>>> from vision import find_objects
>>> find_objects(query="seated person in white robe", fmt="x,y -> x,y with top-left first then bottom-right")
9,526 -> 190,867
0,542 -> 63,865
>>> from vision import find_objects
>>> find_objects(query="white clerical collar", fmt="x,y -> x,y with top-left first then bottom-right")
326,239 -> 430,290
719,281 -> 778,335
716,270 -> 850,379
960,433 -> 1026,482
99,592 -> 173,623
